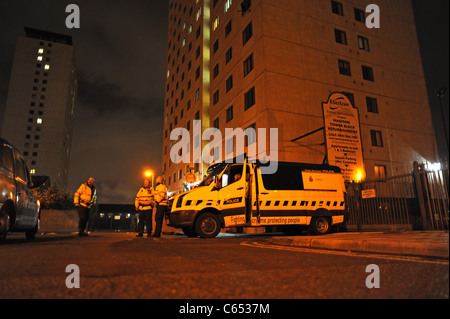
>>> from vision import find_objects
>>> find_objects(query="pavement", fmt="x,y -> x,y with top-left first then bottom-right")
269,231 -> 449,259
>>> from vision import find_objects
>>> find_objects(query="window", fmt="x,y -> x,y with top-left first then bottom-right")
225,47 -> 232,64
342,92 -> 355,106
213,64 -> 219,78
246,123 -> 256,145
240,0 -> 251,15
225,0 -> 232,13
226,75 -> 233,92
14,156 -> 28,183
213,117 -> 219,129
195,67 -> 200,80
354,8 -> 365,22
0,143 -> 14,173
226,105 -> 234,122
213,17 -> 219,31
243,53 -> 254,77
331,1 -> 344,15
362,65 -> 374,81
242,22 -> 253,46
261,163 -> 306,190
226,138 -> 234,154
244,87 -> 255,110
338,59 -> 351,76
213,40 -> 219,53
195,89 -> 200,101
370,130 -> 383,147
374,165 -> 387,179
225,21 -> 232,37
334,29 -> 347,45
358,36 -> 370,51
213,90 -> 219,105
366,97 -> 378,113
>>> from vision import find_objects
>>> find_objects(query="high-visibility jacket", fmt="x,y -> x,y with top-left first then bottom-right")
74,183 -> 96,208
153,183 -> 168,206
135,187 -> 155,210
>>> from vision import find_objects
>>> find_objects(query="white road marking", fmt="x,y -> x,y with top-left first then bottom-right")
241,242 -> 449,265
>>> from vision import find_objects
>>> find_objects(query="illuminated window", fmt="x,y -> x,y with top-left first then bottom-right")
38,48 -> 44,54
374,165 -> 386,179
37,118 -> 43,124
44,64 -> 50,70
225,0 -> 232,12
196,7 -> 201,21
213,17 -> 219,31
37,56 -> 43,61
30,169 -> 36,175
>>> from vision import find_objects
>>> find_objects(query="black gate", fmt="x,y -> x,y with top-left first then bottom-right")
346,161 -> 449,231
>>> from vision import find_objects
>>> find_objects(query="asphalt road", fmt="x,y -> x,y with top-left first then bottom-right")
0,232 -> 448,301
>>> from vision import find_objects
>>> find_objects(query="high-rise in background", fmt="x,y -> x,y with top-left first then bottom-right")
1,27 -> 77,189
162,0 -> 437,195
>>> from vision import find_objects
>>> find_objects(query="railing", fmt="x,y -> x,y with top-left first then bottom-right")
346,160 -> 449,231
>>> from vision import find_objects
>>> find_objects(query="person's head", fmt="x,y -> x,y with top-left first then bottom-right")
143,179 -> 150,188
234,173 -> 241,181
87,177 -> 94,186
155,176 -> 163,185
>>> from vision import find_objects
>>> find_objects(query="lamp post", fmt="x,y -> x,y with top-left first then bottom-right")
145,170 -> 154,188
437,87 -> 448,156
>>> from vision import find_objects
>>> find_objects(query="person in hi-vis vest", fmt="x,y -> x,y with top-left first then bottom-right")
152,176 -> 168,237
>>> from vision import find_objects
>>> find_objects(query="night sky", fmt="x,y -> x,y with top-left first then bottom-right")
0,1 -> 448,204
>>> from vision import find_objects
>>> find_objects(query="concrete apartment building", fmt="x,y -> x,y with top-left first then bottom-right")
162,0 -> 437,195
1,27 -> 77,189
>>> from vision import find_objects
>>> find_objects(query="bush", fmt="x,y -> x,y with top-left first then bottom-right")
36,185 -> 75,210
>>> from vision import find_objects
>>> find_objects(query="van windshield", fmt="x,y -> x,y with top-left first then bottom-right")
198,163 -> 227,187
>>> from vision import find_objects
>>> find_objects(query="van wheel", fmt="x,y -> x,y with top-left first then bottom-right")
308,216 -> 331,235
182,227 -> 198,237
25,224 -> 38,240
194,213 -> 221,238
0,213 -> 10,240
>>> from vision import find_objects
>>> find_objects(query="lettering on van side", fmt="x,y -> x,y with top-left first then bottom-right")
223,197 -> 243,205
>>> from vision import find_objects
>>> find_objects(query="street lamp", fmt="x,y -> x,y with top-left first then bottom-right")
144,170 -> 154,188
437,87 -> 448,156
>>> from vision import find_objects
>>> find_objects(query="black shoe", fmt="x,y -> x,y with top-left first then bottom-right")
78,231 -> 89,237
136,233 -> 143,237
151,234 -> 161,237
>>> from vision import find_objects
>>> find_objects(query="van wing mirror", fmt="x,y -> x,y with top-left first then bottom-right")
213,176 -> 221,190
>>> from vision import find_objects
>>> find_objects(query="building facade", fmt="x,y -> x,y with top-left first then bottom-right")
1,27 -> 77,189
162,0 -> 437,195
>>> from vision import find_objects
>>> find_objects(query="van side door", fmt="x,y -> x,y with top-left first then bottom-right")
217,163 -> 248,226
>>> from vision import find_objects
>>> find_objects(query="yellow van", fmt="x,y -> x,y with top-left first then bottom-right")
167,159 -> 347,238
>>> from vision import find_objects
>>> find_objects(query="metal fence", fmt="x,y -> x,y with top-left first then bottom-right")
414,161 -> 449,230
346,160 -> 449,231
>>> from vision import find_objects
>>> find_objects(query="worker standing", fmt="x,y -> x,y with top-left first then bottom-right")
135,179 -> 155,237
74,177 -> 96,237
152,176 -> 168,237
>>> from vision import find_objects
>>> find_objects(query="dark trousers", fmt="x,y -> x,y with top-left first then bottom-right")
77,205 -> 90,232
154,204 -> 167,236
138,209 -> 153,235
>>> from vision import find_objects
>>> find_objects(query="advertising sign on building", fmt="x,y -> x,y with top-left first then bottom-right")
322,93 -> 365,181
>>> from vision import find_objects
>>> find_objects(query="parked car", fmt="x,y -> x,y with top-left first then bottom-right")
0,137 -> 40,240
